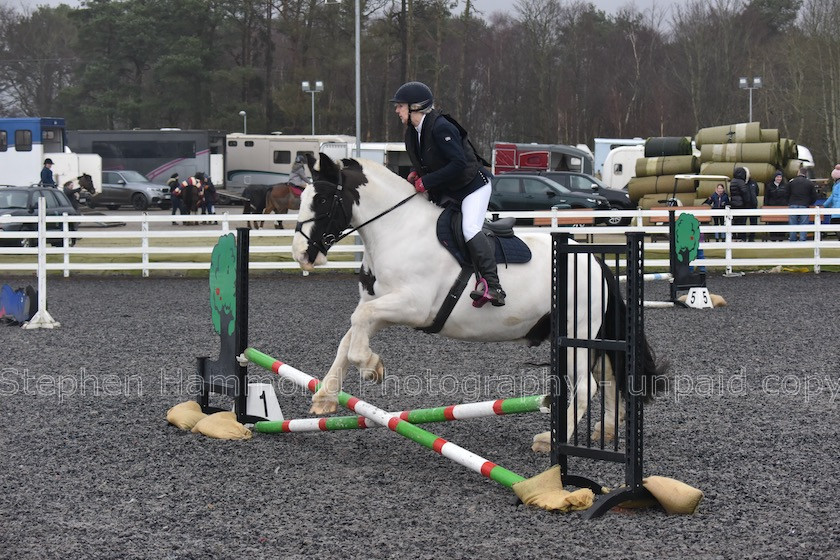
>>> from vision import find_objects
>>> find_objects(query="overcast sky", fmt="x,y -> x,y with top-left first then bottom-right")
25,0 -> 679,18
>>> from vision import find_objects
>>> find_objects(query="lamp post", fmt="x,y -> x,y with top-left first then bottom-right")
738,77 -> 762,123
301,80 -> 324,135
238,110 -> 247,134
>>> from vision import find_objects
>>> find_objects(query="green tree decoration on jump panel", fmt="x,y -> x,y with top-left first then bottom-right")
209,233 -> 237,336
674,213 -> 701,264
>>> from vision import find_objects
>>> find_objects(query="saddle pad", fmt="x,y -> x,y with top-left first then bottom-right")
436,206 -> 531,267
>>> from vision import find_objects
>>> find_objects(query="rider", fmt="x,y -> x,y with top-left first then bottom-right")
391,81 -> 505,306
288,155 -> 311,193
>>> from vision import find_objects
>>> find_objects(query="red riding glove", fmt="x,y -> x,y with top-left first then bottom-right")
406,171 -> 419,185
414,177 -> 426,193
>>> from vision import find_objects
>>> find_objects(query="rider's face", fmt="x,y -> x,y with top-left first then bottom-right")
395,103 -> 409,125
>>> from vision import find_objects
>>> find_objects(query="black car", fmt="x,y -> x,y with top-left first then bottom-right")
489,174 -> 611,224
0,186 -> 80,247
507,170 -> 634,225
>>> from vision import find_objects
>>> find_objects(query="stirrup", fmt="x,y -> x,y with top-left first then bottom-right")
470,278 -> 490,308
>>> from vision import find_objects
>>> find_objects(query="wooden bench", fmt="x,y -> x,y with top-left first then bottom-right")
647,206 -> 712,226
534,208 -> 594,227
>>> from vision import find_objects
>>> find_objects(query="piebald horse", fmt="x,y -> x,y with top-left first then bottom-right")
292,154 -> 661,442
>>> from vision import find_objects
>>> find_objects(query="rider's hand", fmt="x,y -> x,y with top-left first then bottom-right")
406,171 -> 419,185
414,178 -> 426,194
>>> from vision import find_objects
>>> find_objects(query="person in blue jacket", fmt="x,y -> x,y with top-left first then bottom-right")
391,81 -> 504,307
41,158 -> 56,187
823,166 -> 840,234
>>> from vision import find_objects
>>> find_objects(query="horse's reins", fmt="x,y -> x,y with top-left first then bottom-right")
295,176 -> 417,259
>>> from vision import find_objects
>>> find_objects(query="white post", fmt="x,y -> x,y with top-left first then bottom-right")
23,197 -> 60,329
814,207 -> 821,274
62,212 -> 70,278
221,211 -> 230,234
142,214 -> 149,278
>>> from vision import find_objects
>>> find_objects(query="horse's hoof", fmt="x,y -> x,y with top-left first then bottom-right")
361,357 -> 385,384
531,431 -> 550,453
309,400 -> 338,415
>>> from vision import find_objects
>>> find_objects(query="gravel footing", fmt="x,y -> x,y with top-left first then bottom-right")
1,271 -> 838,559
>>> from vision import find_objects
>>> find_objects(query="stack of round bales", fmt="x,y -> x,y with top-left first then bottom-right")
695,122 -> 804,200
627,136 -> 699,210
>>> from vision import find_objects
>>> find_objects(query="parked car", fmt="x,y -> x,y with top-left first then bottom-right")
506,170 -> 634,225
0,185 -> 79,247
85,170 -> 171,211
489,173 -> 610,224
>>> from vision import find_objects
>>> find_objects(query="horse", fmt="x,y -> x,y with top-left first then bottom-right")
75,173 -> 96,207
180,178 -> 202,224
263,182 -> 303,229
291,153 -> 663,443
242,184 -> 272,229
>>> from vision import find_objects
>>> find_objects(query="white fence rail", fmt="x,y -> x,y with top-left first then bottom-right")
2,201 -> 840,277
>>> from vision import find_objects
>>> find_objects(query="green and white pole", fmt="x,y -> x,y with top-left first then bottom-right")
255,394 -> 548,434
244,347 -> 527,489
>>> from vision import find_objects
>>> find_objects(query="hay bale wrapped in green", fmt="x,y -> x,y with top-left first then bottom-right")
761,129 -> 780,143
695,122 -> 761,147
696,179 -> 727,199
644,136 -> 692,157
700,161 -> 775,185
784,158 -> 805,178
634,155 -> 699,177
699,143 -> 781,166
780,138 -> 798,161
627,174 -> 696,203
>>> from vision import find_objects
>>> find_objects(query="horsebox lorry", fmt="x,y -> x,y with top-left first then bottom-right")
491,142 -> 594,176
1,117 -> 102,193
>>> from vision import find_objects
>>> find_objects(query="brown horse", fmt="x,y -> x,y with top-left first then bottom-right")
262,182 -> 304,229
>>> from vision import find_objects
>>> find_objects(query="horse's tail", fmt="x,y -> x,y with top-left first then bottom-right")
599,261 -> 668,401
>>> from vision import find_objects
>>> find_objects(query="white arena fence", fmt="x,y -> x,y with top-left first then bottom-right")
1,201 -> 840,278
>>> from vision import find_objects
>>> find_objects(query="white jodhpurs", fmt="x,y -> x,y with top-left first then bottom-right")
461,182 -> 491,242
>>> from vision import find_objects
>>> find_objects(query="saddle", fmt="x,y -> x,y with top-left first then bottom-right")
420,207 -> 531,334
436,205 -> 532,267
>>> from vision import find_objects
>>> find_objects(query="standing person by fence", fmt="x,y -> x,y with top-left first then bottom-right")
787,166 -> 818,242
703,183 -> 730,241
822,166 -> 840,237
728,167 -> 755,242
168,173 -> 183,224
764,170 -> 789,241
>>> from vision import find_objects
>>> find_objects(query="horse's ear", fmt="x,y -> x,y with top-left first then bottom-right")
318,153 -> 341,182
305,153 -> 318,178
341,158 -> 363,172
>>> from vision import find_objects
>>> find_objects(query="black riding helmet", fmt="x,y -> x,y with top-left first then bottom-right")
390,81 -> 434,112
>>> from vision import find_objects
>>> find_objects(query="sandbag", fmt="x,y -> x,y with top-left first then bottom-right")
642,476 -> 704,515
192,411 -> 252,440
699,161 -> 775,184
634,155 -> 698,178
699,143 -> 781,166
760,128 -> 780,143
695,122 -> 761,147
627,174 -> 697,203
167,400 -> 207,431
644,136 -> 692,158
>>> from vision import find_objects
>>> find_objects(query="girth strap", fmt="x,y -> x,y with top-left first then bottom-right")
418,267 -> 472,334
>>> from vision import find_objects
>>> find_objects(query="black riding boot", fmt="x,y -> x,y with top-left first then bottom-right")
467,233 -> 506,307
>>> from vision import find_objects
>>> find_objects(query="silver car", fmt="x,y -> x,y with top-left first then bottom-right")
87,170 -> 171,211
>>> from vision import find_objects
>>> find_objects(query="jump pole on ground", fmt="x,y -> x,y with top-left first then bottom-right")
255,394 -> 548,434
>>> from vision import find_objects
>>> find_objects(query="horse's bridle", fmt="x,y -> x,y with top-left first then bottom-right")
295,174 -> 417,265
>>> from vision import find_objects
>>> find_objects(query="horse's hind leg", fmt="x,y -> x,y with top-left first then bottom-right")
592,354 -> 624,442
310,330 -> 352,415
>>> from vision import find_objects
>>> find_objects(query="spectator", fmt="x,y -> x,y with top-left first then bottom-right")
41,158 -> 56,188
62,180 -> 81,211
822,165 -> 840,237
703,183 -> 730,241
745,171 -> 760,242
787,166 -> 818,242
728,166 -> 756,241
168,173 -> 183,224
764,170 -> 789,241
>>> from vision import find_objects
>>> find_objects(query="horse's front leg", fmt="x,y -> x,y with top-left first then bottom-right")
592,354 -> 625,442
310,330 -> 352,415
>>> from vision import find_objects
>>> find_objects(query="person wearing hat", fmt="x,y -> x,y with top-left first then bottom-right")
764,170 -> 789,241
390,80 -> 504,307
168,172 -> 183,224
41,158 -> 56,188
